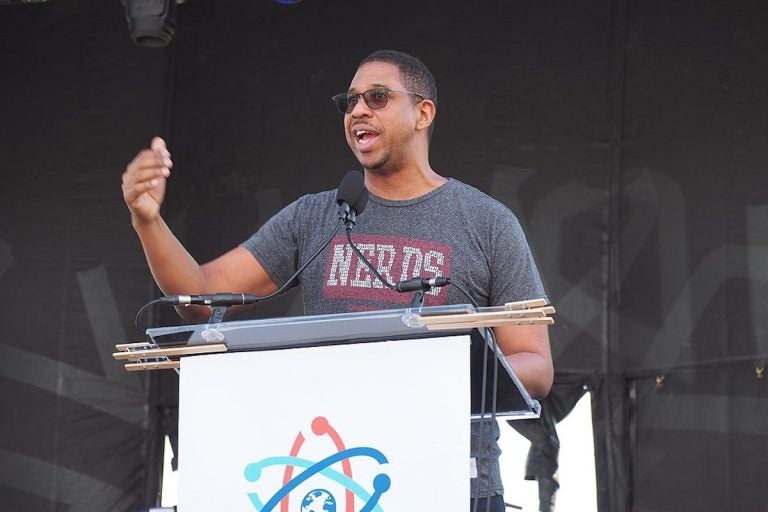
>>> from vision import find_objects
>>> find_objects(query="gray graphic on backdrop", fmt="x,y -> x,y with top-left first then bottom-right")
618,169 -> 694,369
0,264 -> 145,508
0,343 -> 144,425
493,166 -> 605,362
492,167 -> 767,371
77,265 -> 144,389
637,244 -> 768,369
619,172 -> 768,369
0,448 -> 135,511
0,264 -> 143,423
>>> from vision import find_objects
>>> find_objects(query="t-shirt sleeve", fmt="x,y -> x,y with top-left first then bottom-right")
488,208 -> 548,306
240,199 -> 301,288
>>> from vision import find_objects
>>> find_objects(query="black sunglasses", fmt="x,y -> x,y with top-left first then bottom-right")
331,88 -> 425,114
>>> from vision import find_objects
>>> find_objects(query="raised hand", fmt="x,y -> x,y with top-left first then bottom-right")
121,136 -> 173,225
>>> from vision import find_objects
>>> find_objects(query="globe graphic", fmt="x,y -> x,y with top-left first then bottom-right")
300,489 -> 337,512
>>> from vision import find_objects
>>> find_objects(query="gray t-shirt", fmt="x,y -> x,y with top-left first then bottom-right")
243,177 -> 546,497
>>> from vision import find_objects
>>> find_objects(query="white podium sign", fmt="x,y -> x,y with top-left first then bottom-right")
178,335 -> 471,512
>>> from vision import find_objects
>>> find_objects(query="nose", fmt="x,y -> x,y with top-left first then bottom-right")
348,95 -> 372,118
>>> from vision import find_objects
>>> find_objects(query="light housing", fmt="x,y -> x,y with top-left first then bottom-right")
121,0 -> 178,47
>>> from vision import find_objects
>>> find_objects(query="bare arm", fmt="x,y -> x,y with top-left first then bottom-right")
494,323 -> 553,399
122,137 -> 278,321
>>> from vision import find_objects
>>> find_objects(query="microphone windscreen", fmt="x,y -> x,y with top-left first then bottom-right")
352,187 -> 370,215
336,170 -> 365,207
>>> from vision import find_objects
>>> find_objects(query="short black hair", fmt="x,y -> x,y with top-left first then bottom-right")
359,49 -> 437,105
358,50 -> 437,138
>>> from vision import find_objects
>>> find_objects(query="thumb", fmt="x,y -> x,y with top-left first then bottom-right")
151,136 -> 167,153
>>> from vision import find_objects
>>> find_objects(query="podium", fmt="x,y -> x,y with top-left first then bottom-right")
114,300 -> 554,511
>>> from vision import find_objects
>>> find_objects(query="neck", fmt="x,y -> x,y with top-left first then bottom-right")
364,162 -> 447,200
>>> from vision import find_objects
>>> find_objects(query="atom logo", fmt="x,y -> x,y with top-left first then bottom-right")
244,416 -> 391,512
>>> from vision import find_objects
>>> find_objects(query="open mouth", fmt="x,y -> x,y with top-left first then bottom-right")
353,128 -> 379,147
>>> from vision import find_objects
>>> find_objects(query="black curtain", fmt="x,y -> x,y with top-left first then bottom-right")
1,1 -> 766,510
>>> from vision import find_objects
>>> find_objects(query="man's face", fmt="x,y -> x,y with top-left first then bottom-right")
343,61 -> 421,173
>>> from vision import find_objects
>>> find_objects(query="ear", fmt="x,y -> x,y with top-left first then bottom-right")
415,99 -> 436,133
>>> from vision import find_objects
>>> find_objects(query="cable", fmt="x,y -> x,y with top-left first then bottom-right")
344,227 -> 396,289
134,298 -> 165,331
447,279 -> 499,512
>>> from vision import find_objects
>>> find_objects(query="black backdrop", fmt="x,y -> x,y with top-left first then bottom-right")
1,1 -> 766,511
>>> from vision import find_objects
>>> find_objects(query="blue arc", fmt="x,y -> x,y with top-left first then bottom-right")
360,474 -> 391,512
245,457 -> 380,512
245,446 -> 390,512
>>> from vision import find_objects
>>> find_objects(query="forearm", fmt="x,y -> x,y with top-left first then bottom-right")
133,216 -> 219,322
494,324 -> 553,399
133,215 -> 210,295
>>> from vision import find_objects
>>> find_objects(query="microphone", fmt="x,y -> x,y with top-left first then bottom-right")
336,170 -> 369,227
158,293 -> 260,306
394,276 -> 450,293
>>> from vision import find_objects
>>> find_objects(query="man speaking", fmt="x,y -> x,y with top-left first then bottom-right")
122,49 -> 553,511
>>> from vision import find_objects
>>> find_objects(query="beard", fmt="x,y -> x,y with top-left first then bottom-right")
356,148 -> 392,173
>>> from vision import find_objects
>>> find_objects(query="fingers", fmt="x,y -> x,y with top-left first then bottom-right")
151,136 -> 166,153
126,139 -> 173,177
151,136 -> 172,164
123,177 -> 162,200
124,150 -> 171,186
122,138 -> 173,203
141,150 -> 172,176
122,171 -> 165,204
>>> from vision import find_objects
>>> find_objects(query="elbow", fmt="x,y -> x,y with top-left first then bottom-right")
530,361 -> 554,400
536,380 -> 554,401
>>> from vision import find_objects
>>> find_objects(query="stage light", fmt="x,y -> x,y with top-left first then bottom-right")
273,0 -> 303,4
121,0 -> 179,47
